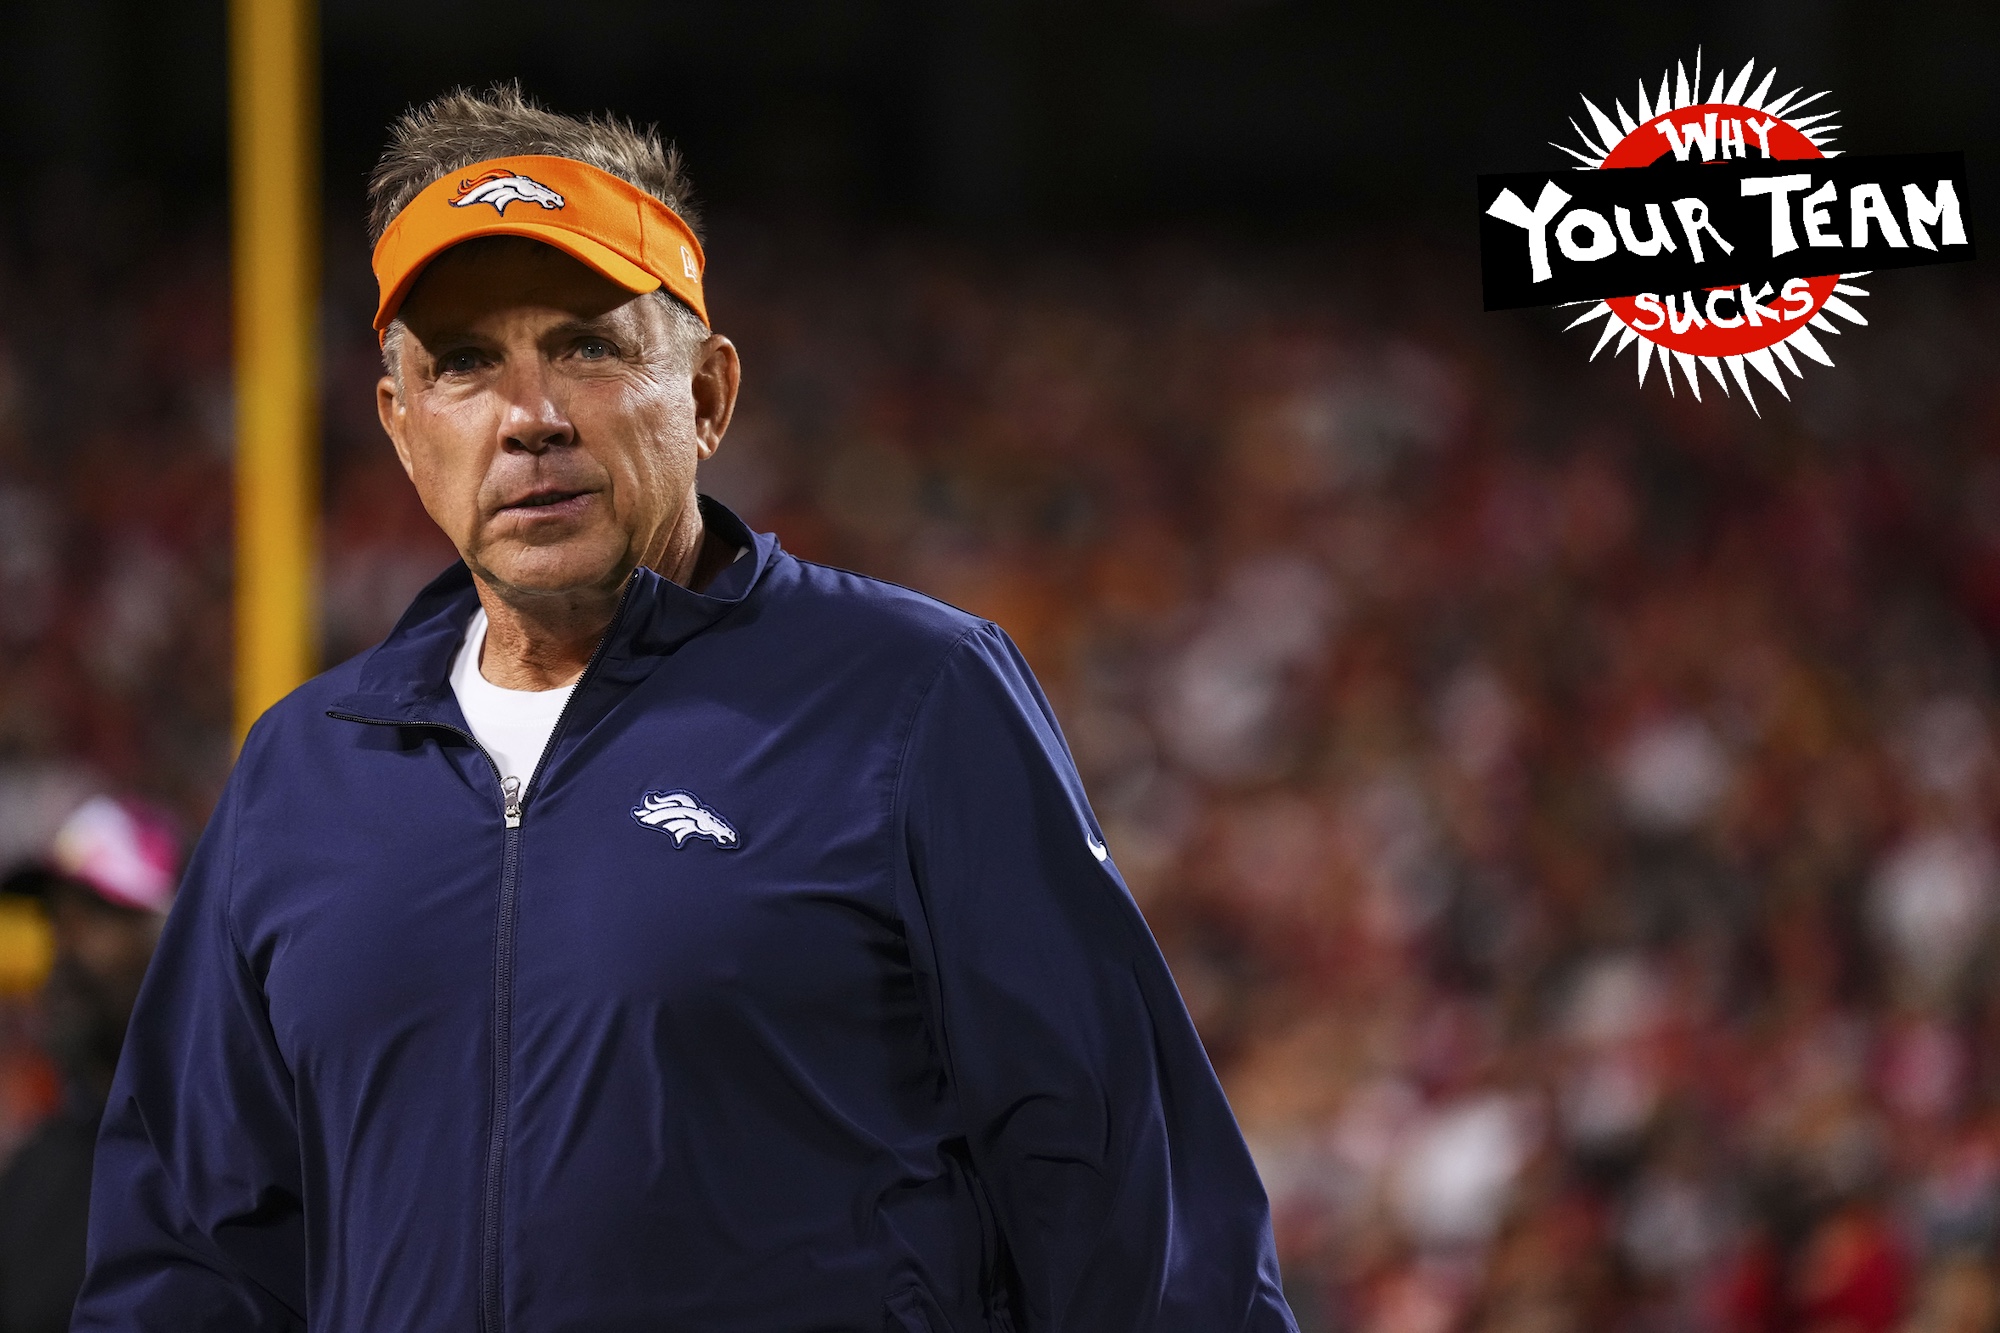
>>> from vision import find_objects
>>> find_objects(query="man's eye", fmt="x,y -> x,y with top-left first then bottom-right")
437,349 -> 485,375
576,338 -> 614,361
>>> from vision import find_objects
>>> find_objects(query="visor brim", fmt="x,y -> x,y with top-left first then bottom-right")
373,222 -> 663,332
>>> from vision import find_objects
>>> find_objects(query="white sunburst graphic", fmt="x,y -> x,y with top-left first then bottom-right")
1554,50 -> 1869,414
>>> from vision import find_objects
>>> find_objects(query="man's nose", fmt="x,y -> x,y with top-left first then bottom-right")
496,359 -> 575,454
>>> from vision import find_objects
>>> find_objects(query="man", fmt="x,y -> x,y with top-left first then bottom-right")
77,86 -> 1296,1332
0,796 -> 177,1333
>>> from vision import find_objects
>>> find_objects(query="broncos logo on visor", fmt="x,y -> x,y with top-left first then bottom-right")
631,791 -> 739,849
449,170 -> 566,216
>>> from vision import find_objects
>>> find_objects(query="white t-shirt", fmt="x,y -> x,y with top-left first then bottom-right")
449,607 -> 577,791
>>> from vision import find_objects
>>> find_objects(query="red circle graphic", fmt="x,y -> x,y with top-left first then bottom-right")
1598,104 -> 1838,358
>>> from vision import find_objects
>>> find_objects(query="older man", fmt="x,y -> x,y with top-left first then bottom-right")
76,86 -> 1296,1333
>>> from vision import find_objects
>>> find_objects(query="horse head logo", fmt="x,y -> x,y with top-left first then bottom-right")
449,170 -> 567,216
631,791 -> 738,849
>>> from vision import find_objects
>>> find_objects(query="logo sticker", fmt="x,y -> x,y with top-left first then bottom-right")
450,170 -> 567,216
631,790 -> 739,849
1479,51 -> 1974,411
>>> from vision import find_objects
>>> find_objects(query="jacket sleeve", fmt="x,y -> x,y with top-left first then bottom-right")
894,623 -> 1296,1332
72,753 -> 308,1331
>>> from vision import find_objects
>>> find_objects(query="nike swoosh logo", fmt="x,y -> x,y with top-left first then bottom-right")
1086,833 -> 1109,862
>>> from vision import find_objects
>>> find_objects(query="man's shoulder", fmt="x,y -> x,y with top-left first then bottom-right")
236,652 -> 374,755
760,554 -> 991,659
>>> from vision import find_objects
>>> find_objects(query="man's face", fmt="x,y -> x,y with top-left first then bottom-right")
377,238 -> 738,602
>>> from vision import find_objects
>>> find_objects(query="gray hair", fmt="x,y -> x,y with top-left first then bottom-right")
371,82 -> 710,381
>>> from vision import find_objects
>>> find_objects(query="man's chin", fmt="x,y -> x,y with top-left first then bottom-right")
472,541 -> 632,602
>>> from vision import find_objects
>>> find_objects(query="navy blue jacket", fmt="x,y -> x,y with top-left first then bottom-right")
75,502 -> 1296,1332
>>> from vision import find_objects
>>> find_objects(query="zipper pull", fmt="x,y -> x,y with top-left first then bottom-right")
501,776 -> 523,829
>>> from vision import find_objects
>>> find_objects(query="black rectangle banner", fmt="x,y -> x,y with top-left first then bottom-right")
1478,151 -> 1973,311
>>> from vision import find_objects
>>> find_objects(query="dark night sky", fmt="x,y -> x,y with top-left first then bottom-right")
0,0 -> 1992,246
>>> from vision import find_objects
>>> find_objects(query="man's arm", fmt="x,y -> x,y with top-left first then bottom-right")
73,762 -> 307,1332
894,623 -> 1297,1333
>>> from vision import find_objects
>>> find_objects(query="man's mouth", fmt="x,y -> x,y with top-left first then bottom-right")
501,488 -> 590,513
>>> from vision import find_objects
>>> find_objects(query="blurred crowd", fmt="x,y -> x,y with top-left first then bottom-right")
3,211 -> 2000,1332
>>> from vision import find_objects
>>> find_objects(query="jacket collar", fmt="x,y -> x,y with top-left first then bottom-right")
328,496 -> 778,726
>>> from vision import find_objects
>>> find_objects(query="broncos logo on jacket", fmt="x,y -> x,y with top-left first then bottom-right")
449,170 -> 566,216
631,791 -> 738,848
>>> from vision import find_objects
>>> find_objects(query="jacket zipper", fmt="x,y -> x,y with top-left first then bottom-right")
475,574 -> 637,1333
481,800 -> 522,1333
329,572 -> 640,1333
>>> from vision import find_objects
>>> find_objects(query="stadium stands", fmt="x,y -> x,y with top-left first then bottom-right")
3,220 -> 1998,1331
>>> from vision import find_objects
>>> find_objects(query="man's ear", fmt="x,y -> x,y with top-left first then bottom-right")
376,375 -> 416,479
690,335 -> 740,462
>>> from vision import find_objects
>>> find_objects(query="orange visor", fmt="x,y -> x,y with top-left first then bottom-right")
370,154 -> 708,334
